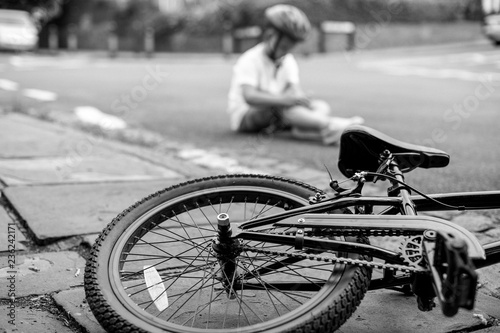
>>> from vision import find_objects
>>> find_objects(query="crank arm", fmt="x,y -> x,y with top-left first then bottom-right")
273,214 -> 485,260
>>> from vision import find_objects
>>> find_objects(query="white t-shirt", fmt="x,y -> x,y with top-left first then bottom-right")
227,43 -> 300,131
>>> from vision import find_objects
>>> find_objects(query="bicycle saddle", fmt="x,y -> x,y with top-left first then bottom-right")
338,125 -> 450,178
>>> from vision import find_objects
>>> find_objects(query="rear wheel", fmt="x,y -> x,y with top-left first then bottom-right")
84,175 -> 371,333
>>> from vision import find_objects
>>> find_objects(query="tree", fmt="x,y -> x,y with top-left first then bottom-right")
0,0 -> 63,24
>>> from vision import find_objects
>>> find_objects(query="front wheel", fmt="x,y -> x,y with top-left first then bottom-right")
84,174 -> 371,333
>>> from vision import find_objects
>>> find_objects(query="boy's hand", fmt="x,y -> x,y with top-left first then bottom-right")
294,96 -> 312,108
284,95 -> 312,109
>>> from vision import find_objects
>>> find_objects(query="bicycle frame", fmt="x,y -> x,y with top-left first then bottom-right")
230,159 -> 500,315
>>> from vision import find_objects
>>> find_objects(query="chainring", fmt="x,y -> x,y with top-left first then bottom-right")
399,235 -> 424,267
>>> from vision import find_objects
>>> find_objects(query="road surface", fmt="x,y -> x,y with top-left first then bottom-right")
0,41 -> 499,193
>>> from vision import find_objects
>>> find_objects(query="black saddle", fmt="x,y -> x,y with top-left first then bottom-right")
338,125 -> 450,179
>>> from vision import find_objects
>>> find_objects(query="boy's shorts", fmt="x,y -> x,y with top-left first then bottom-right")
238,106 -> 286,133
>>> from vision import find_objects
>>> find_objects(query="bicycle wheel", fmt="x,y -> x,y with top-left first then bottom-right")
84,174 -> 371,333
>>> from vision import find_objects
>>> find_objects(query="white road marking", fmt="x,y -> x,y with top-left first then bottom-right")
177,148 -> 263,174
10,55 -> 88,70
359,51 -> 500,82
0,79 -> 19,91
74,106 -> 127,130
72,108 -> 259,173
23,89 -> 57,102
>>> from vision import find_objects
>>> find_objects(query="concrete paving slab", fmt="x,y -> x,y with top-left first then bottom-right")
0,113 -> 182,185
0,251 -> 85,298
0,154 -> 181,186
477,265 -> 500,300
338,289 -> 500,333
4,180 -> 182,242
0,305 -> 74,333
0,113 -> 86,159
0,207 -> 26,253
82,234 -> 100,247
53,288 -> 107,333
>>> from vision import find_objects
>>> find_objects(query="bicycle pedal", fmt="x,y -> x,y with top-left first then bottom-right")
432,233 -> 478,316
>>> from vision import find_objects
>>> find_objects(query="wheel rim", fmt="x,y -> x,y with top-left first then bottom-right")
108,186 -> 351,332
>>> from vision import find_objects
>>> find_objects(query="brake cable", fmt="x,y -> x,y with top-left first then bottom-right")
364,172 -> 499,211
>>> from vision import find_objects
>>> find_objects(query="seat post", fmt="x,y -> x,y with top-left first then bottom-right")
389,161 -> 417,216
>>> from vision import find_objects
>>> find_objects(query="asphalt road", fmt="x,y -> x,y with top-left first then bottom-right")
0,41 -> 499,193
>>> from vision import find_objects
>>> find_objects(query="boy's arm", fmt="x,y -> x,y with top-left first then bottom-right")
242,84 -> 311,108
285,82 -> 307,98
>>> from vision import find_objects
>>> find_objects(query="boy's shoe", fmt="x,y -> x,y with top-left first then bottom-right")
321,116 -> 365,145
330,116 -> 365,127
321,122 -> 344,145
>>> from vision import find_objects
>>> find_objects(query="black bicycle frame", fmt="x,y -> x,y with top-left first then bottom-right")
234,167 -> 500,286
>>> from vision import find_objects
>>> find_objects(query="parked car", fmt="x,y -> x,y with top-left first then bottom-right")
0,9 -> 39,51
484,14 -> 500,45
482,0 -> 500,46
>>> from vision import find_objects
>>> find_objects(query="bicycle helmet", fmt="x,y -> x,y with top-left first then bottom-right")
264,4 -> 311,42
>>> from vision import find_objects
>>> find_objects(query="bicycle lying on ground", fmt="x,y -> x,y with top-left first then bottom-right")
84,125 -> 500,333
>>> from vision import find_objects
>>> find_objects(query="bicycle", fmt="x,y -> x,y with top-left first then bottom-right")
84,125 -> 500,333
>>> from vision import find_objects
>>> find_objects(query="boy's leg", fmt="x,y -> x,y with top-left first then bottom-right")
284,99 -> 364,144
282,104 -> 330,130
309,99 -> 331,117
238,106 -> 283,133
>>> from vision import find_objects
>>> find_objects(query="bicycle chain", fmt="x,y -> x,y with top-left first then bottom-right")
242,228 -> 428,274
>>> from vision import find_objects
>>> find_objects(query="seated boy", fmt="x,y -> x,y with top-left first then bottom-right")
227,4 -> 364,145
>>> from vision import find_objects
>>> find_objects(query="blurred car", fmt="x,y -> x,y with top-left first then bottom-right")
484,14 -> 500,45
0,9 -> 39,51
482,0 -> 500,45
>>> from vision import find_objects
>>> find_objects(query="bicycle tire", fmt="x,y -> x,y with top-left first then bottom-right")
84,174 -> 371,333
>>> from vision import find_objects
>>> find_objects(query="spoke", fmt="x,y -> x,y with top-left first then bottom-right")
130,263 -> 217,299
165,264 -> 224,321
238,252 -> 310,306
225,195 -> 234,214
237,275 -> 250,327
244,197 -> 247,221
238,255 -> 289,316
182,204 -> 211,238
240,255 -> 304,280
253,200 -> 283,219
250,251 -> 327,288
206,256 -> 217,329
138,244 -> 214,309
149,226 -> 213,252
121,238 -> 212,280
190,244 -> 213,328
169,211 -> 214,235
207,198 -> 220,216
177,289 -> 226,327
195,202 -> 217,230
222,264 -> 236,328
250,197 -> 259,219
144,229 -> 210,244
121,239 -> 212,281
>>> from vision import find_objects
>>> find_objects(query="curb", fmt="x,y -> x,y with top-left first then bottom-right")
7,103 -> 367,194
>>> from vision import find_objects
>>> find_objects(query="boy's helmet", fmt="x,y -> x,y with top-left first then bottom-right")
264,5 -> 311,42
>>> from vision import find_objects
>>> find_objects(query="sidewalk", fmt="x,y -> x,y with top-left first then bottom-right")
1,110 -> 500,333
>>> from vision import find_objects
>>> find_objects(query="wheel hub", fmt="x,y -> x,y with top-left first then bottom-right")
212,213 -> 242,298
